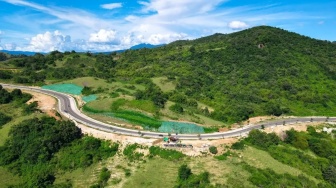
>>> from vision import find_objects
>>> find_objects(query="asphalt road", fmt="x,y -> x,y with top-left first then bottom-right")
2,83 -> 336,140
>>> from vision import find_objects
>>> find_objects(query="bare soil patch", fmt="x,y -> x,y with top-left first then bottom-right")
25,91 -> 60,120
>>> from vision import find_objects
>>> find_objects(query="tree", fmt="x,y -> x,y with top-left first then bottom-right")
323,165 -> 336,184
169,103 -> 184,113
178,164 -> 192,181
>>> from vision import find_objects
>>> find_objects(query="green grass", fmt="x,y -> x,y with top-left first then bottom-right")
83,104 -> 162,129
54,162 -> 100,187
0,167 -> 22,188
151,77 -> 176,92
125,100 -> 157,114
86,98 -> 116,111
123,158 -> 180,188
60,77 -> 145,93
113,110 -> 162,129
241,146 -> 319,183
0,104 -> 38,146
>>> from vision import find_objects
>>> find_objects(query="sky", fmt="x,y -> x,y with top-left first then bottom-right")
0,0 -> 335,52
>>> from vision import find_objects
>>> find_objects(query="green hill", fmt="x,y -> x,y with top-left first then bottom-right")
1,26 -> 336,123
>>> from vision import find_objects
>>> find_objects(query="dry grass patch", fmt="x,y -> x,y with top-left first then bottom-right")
151,77 -> 176,92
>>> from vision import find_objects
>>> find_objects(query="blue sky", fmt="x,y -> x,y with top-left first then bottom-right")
0,0 -> 335,52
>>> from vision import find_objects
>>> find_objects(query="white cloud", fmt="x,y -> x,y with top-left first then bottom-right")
3,43 -> 17,51
89,29 -> 119,44
228,21 -> 248,30
2,0 -> 113,30
100,3 -> 122,10
1,0 -> 323,52
146,33 -> 187,44
21,31 -> 71,52
318,21 -> 324,25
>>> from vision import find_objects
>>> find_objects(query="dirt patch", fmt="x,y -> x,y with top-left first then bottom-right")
154,137 -> 239,157
245,116 -> 274,124
263,122 -> 321,140
25,91 -> 60,120
76,122 -> 156,146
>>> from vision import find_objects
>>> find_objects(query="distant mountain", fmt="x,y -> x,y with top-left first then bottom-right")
0,50 -> 44,56
130,43 -> 165,50
1,43 -> 164,56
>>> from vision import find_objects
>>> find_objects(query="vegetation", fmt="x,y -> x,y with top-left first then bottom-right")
242,127 -> 336,186
0,117 -> 81,187
176,164 -> 211,188
0,115 -> 119,187
90,167 -> 111,188
209,146 -> 218,154
149,146 -> 185,161
0,112 -> 11,128
55,137 -> 118,170
123,144 -> 144,161
243,164 -> 322,188
2,26 -> 336,123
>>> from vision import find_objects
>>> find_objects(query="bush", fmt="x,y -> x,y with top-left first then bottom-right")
178,164 -> 192,181
231,140 -> 245,150
56,137 -> 118,170
0,112 -> 11,128
214,151 -> 232,160
209,146 -> 218,154
149,146 -> 185,161
246,129 -> 281,149
323,165 -> 336,185
123,144 -> 144,161
169,103 -> 184,113
98,167 -> 111,187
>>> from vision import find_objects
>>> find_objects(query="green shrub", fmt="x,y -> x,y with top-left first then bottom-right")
123,144 -> 144,161
56,137 -> 119,170
149,146 -> 185,161
111,98 -> 127,111
169,103 -> 184,113
0,112 -> 11,128
109,92 -> 120,98
98,167 -> 111,187
214,151 -> 232,160
178,164 -> 192,181
231,140 -> 246,150
113,110 -> 162,129
82,86 -> 95,95
209,146 -> 218,154
243,164 -> 321,187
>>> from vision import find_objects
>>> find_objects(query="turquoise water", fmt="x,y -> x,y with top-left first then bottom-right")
158,121 -> 205,134
42,84 -> 83,95
82,95 -> 97,102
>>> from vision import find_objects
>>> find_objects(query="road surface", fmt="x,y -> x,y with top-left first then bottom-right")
2,83 -> 335,140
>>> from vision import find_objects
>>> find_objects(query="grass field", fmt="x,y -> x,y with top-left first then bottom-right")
59,77 -> 145,93
151,77 -> 176,92
0,167 -> 22,188
123,157 -> 180,188
54,162 -> 100,187
0,103 -> 39,146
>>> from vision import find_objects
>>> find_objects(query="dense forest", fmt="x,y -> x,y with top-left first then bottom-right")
1,26 -> 336,123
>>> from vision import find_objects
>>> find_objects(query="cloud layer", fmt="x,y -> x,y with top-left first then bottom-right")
0,0 -> 329,52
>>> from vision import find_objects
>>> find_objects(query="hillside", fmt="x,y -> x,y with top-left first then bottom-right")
1,26 -> 336,124
0,90 -> 335,187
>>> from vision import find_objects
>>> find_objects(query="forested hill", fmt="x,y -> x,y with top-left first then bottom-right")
115,26 -> 336,121
1,26 -> 336,123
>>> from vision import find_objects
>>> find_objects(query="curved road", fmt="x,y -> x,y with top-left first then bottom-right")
2,83 -> 336,140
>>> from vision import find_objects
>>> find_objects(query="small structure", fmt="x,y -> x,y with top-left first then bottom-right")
169,136 -> 179,142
